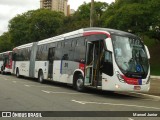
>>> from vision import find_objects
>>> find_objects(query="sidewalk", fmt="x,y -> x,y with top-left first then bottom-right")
146,76 -> 160,96
150,75 -> 160,79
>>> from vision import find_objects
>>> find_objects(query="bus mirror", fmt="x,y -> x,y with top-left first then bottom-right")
105,38 -> 113,52
145,45 -> 150,59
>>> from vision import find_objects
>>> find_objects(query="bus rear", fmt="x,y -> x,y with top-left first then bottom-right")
0,51 -> 13,74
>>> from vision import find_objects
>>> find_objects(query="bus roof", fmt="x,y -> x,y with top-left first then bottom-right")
38,27 -> 138,45
13,27 -> 138,47
0,51 -> 12,55
84,27 -> 138,38
13,43 -> 33,50
38,29 -> 84,45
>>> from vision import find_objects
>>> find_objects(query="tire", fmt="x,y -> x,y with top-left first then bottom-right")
1,66 -> 5,75
38,70 -> 44,83
16,68 -> 20,78
76,74 -> 85,92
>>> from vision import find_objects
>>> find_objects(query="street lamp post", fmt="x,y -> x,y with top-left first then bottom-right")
90,0 -> 94,27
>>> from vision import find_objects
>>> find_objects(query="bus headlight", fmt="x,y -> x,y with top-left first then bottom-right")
115,84 -> 120,89
116,71 -> 125,83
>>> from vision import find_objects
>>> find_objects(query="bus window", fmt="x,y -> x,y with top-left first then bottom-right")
74,37 -> 85,62
71,39 -> 77,47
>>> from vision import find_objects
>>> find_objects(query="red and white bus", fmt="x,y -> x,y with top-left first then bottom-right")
0,51 -> 13,74
12,28 -> 150,92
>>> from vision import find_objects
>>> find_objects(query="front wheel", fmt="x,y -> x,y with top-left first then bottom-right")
76,74 -> 85,92
38,70 -> 44,83
1,66 -> 5,75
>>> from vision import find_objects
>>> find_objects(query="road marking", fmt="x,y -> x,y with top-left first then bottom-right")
24,84 -> 60,88
12,80 -> 35,84
71,100 -> 160,110
128,118 -> 134,120
24,84 -> 49,87
42,90 -> 83,95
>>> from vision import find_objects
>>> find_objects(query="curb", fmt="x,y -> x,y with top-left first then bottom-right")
117,92 -> 160,101
150,75 -> 160,79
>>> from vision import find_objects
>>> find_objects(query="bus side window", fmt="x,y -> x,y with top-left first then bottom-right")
55,42 -> 63,60
71,39 -> 77,47
62,40 -> 71,60
12,52 -> 16,61
74,37 -> 85,63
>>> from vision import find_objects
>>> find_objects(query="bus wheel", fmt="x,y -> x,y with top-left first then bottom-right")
38,70 -> 44,83
76,74 -> 85,92
16,68 -> 20,78
1,66 -> 5,75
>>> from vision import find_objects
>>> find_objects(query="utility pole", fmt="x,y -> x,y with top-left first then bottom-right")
90,0 -> 94,27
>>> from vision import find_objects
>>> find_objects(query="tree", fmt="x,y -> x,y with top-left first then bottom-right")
0,32 -> 13,52
28,9 -> 65,42
102,0 -> 158,36
8,9 -> 65,46
57,1 -> 108,34
147,0 -> 160,41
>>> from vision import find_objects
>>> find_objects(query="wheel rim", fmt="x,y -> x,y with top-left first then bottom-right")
76,78 -> 83,88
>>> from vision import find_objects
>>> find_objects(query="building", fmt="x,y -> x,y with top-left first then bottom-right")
40,0 -> 68,16
67,5 -> 75,16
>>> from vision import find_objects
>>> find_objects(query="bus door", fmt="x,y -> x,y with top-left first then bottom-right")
85,40 -> 104,87
48,47 -> 55,79
85,41 -> 93,86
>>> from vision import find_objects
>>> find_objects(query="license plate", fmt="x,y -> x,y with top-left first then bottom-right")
134,86 -> 141,90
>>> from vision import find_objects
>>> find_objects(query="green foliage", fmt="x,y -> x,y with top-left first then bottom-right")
57,2 -> 108,34
0,32 -> 13,52
142,35 -> 156,47
102,0 -> 160,41
8,9 -> 65,46
28,9 -> 64,41
150,64 -> 160,76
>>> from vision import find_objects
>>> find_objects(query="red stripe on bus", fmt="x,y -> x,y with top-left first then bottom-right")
83,31 -> 110,38
79,63 -> 85,72
122,75 -> 139,85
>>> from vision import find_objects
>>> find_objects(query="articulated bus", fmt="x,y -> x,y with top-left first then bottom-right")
12,27 -> 150,92
0,51 -> 13,74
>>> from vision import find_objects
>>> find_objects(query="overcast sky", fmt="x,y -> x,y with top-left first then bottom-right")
0,0 -> 115,36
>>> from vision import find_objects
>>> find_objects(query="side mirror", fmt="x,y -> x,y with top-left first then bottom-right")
105,38 -> 113,52
145,45 -> 150,59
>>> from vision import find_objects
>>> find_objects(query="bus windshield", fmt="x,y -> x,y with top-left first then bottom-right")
112,35 -> 149,78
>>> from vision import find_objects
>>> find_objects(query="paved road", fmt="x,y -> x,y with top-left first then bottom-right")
148,78 -> 160,96
0,74 -> 160,120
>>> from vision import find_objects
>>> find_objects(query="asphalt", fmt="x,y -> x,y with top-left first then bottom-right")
0,74 -> 160,120
145,77 -> 160,96
118,76 -> 160,99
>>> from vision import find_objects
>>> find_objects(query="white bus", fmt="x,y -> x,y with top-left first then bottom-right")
0,51 -> 13,74
12,27 -> 150,92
